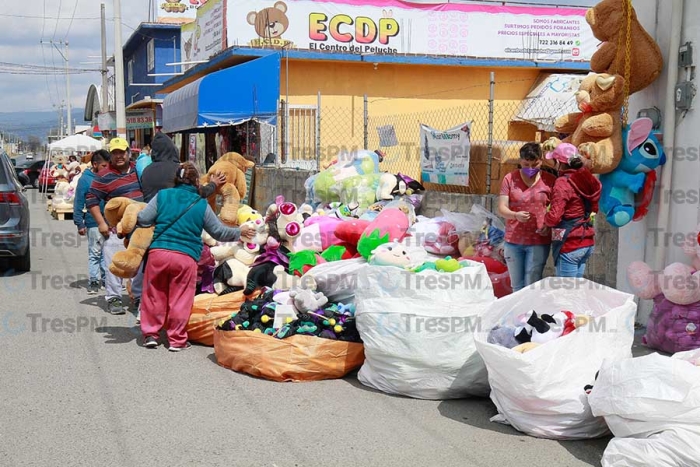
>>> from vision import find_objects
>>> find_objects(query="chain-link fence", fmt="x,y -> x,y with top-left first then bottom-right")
276,74 -> 584,194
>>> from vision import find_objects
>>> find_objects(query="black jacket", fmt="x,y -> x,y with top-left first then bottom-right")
140,132 -> 215,202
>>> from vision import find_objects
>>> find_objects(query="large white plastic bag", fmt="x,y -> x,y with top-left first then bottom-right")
355,263 -> 496,400
588,353 -> 700,467
305,258 -> 368,303
473,277 -> 636,440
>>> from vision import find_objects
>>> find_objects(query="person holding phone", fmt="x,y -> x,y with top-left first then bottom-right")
497,142 -> 556,292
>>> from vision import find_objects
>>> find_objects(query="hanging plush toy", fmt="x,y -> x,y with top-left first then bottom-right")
599,117 -> 666,227
545,73 -> 626,174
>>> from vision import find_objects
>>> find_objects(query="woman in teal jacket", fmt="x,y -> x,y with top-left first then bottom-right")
135,162 -> 255,351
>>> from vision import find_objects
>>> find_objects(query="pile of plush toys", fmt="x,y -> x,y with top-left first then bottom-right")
487,310 -> 590,353
51,160 -> 86,212
216,286 -> 361,342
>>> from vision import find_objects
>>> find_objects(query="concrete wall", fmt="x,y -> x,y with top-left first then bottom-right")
253,167 -> 618,288
617,0 -> 700,323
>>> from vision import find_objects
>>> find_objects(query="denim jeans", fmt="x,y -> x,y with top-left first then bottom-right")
556,246 -> 594,278
102,232 -> 124,300
503,242 -> 551,292
87,227 -> 105,284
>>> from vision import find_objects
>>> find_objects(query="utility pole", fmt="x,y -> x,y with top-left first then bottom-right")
114,0 -> 127,139
41,39 -> 72,135
65,42 -> 72,135
100,3 -> 109,115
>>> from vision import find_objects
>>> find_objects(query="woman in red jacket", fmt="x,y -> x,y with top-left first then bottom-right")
544,143 -> 602,278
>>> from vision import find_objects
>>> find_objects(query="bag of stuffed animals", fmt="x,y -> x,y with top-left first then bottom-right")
187,291 -> 254,346
355,260 -> 495,400
213,330 -> 365,382
588,350 -> 700,467
473,277 -> 636,440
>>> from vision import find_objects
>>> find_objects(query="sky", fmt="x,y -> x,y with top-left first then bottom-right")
0,0 -> 152,114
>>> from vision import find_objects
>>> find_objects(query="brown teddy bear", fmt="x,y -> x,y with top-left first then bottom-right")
546,73 -> 625,175
200,152 -> 254,226
104,197 -> 154,279
247,2 -> 289,39
586,0 -> 663,95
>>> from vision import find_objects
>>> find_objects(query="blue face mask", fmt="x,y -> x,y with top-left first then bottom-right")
522,167 -> 540,178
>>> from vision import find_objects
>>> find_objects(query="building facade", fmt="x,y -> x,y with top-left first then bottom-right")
122,22 -> 183,149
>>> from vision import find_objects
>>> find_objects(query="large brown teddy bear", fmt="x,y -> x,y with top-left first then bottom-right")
104,197 -> 153,279
200,152 -> 254,226
547,73 -> 625,175
586,0 -> 663,95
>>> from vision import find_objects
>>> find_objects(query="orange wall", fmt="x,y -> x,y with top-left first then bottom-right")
279,59 -> 541,180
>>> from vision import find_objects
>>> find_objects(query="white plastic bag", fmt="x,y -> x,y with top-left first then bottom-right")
473,277 -> 636,439
303,258 -> 368,303
355,262 -> 496,399
588,353 -> 700,467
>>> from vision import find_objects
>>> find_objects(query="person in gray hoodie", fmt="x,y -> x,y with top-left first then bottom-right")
140,132 -> 224,202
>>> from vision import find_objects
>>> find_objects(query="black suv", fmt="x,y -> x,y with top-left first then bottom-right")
15,160 -> 47,189
0,150 -> 30,271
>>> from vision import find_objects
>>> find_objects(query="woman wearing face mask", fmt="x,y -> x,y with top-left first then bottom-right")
543,143 -> 601,278
497,142 -> 556,292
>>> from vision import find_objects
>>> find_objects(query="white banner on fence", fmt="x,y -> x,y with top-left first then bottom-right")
181,0 -> 227,72
419,122 -> 471,186
227,0 -> 595,61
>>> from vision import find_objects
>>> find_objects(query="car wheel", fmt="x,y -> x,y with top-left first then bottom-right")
13,248 -> 30,272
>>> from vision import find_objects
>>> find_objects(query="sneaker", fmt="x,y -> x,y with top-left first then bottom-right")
87,281 -> 99,295
168,342 -> 192,352
135,309 -> 141,325
107,298 -> 126,315
101,280 -> 105,289
143,336 -> 158,349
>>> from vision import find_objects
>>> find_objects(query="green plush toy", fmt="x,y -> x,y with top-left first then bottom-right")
288,250 -> 321,276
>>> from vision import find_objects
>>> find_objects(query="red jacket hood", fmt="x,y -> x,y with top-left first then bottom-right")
563,168 -> 601,202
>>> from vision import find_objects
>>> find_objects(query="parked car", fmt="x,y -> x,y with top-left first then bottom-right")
38,162 -> 57,192
13,166 -> 30,187
0,150 -> 30,272
16,160 -> 50,189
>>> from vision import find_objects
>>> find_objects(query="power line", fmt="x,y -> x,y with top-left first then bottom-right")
64,0 -> 79,41
52,0 -> 63,41
0,13 -> 100,20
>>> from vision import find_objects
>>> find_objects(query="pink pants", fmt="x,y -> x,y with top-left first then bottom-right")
140,249 -> 197,347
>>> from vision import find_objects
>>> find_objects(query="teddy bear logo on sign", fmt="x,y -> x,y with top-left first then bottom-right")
247,2 -> 294,48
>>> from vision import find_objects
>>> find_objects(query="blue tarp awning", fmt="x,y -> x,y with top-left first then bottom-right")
162,54 -> 280,133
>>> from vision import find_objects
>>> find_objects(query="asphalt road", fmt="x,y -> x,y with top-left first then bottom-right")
0,192 -> 651,467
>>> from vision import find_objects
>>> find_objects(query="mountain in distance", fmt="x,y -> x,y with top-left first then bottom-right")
0,108 -> 89,143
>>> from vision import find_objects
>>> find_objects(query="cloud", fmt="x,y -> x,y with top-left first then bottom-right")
0,0 -> 149,113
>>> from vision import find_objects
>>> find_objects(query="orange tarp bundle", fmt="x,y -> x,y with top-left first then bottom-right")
187,291 -> 255,346
213,330 -> 365,382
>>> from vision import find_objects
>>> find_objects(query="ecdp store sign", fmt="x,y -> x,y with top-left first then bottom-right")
227,0 -> 595,61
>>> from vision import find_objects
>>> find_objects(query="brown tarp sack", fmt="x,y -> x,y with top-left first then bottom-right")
213,329 -> 365,382
187,291 -> 251,346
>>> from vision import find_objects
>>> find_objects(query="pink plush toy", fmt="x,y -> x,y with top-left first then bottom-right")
356,208 -> 410,259
294,216 -> 343,252
423,220 -> 459,256
682,223 -> 700,270
627,260 -> 700,305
